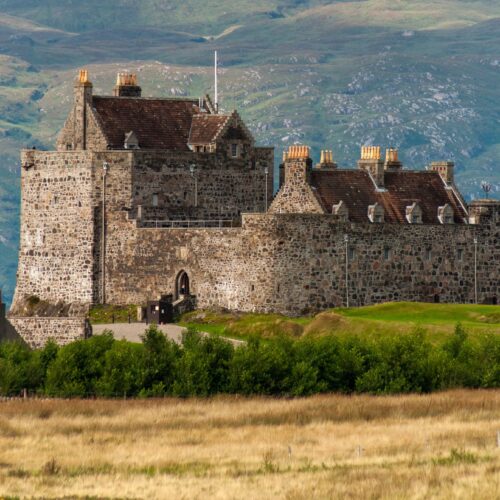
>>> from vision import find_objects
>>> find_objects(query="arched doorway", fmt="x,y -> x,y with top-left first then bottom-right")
175,271 -> 190,300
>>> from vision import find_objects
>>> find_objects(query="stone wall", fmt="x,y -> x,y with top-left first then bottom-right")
0,297 -> 24,343
13,146 -> 274,309
12,151 -> 96,311
129,148 -> 274,221
8,317 -> 90,349
102,208 -> 499,315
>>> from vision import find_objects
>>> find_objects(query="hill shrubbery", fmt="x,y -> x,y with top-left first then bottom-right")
0,325 -> 498,398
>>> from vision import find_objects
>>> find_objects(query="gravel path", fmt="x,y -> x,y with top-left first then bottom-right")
91,323 -> 244,346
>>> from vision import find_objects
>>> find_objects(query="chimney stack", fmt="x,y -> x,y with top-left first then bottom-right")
384,148 -> 402,171
73,68 -> 93,150
358,145 -> 385,188
317,149 -> 337,169
429,161 -> 454,185
114,73 -> 142,97
282,144 -> 313,184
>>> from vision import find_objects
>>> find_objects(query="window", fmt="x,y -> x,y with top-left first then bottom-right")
406,202 -> 422,224
457,248 -> 463,261
425,248 -> 432,261
438,204 -> 454,224
368,203 -> 384,223
231,143 -> 238,157
332,201 -> 349,222
348,247 -> 356,260
384,247 -> 391,260
152,194 -> 158,207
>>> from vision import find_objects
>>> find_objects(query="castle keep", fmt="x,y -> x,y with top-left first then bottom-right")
8,70 -> 499,347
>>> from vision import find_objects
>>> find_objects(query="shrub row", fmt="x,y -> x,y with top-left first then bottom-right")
0,325 -> 498,398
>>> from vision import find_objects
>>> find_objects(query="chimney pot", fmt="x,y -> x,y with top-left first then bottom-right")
114,72 -> 142,97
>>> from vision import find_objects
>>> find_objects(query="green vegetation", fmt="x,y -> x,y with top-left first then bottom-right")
0,321 -> 498,398
181,303 -> 500,342
89,304 -> 139,324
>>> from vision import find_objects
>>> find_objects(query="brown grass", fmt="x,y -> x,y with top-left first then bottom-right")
0,390 -> 498,499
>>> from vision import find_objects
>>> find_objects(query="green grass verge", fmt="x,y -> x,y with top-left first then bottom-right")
89,304 -> 139,324
180,302 -> 500,343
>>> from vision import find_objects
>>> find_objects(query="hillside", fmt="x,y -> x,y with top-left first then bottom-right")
1,0 -> 500,303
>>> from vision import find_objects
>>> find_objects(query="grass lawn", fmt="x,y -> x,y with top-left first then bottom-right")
180,302 -> 500,343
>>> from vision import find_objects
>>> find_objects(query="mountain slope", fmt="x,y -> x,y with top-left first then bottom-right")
0,0 -> 499,304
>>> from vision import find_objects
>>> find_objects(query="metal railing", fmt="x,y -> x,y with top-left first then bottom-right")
139,219 -> 236,229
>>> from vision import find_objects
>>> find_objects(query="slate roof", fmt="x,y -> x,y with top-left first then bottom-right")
92,97 -> 205,150
310,169 -> 467,224
188,114 -> 230,144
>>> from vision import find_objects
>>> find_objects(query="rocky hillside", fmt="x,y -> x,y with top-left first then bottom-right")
1,0 -> 499,303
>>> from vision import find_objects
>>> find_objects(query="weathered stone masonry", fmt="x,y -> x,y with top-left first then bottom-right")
8,70 -> 499,347
103,210 -> 499,316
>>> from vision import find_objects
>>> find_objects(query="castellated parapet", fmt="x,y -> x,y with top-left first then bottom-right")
9,71 -> 500,347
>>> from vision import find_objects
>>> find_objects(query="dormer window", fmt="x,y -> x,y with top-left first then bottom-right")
124,131 -> 139,150
231,143 -> 238,157
406,202 -> 422,224
438,204 -> 454,224
332,201 -> 349,222
368,202 -> 384,223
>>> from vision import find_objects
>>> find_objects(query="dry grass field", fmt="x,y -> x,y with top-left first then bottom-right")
0,390 -> 499,499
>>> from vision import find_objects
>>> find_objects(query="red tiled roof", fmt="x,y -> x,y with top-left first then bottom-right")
188,114 -> 229,144
310,169 -> 467,223
92,97 -> 204,150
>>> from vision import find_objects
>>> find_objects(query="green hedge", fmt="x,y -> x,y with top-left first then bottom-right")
0,324 -> 498,398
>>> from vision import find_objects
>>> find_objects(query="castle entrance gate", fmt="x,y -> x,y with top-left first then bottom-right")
175,271 -> 190,300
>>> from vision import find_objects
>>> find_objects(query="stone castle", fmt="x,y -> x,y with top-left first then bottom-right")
5,69 -> 499,347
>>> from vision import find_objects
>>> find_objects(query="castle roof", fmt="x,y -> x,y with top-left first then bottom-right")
92,97 -> 208,150
188,114 -> 230,145
310,169 -> 468,223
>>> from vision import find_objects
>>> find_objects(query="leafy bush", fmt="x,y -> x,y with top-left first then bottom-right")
0,323 -> 498,398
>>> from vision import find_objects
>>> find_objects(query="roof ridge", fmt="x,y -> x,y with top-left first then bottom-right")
93,95 -> 200,102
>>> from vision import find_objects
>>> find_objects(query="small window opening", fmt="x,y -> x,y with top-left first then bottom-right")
425,248 -> 432,261
384,247 -> 391,260
231,143 -> 238,157
348,247 -> 356,260
152,194 -> 158,207
457,248 -> 463,261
